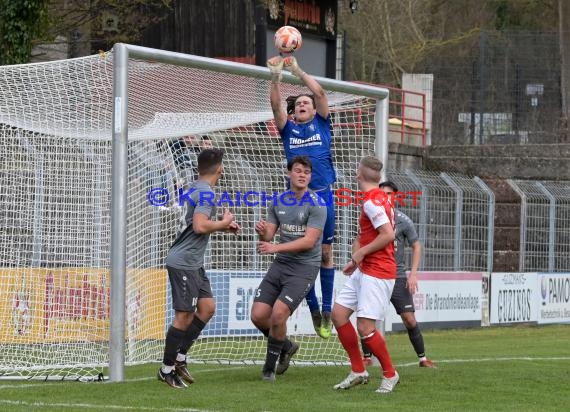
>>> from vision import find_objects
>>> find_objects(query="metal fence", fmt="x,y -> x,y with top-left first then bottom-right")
385,170 -> 495,273
421,30 -> 565,145
507,180 -> 570,272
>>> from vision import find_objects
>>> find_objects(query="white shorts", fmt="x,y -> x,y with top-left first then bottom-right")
335,268 -> 395,320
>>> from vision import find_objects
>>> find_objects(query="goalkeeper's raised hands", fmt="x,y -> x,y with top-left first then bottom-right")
267,56 -> 284,84
283,56 -> 306,78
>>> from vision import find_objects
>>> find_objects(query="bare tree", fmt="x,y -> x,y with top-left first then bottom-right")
338,0 -> 494,85
45,0 -> 172,56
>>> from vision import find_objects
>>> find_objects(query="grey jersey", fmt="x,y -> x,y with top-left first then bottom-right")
395,210 -> 419,278
267,191 -> 327,267
165,180 -> 216,270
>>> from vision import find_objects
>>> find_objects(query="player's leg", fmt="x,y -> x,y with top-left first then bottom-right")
175,268 -> 216,384
159,266 -> 198,388
332,270 -> 369,389
318,198 -> 336,338
357,275 -> 399,394
261,299 -> 290,380
274,264 -> 318,375
304,284 -> 322,335
391,278 -> 435,367
400,311 -> 435,367
251,262 -> 284,380
361,339 -> 373,366
251,262 -> 281,334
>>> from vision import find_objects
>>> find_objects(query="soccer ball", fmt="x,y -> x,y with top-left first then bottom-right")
274,26 -> 302,54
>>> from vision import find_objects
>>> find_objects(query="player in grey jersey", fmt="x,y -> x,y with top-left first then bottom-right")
251,156 -> 327,381
361,181 -> 436,368
158,148 -> 241,389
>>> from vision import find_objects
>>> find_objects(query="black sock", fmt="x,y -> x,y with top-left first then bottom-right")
281,338 -> 292,354
263,336 -> 285,372
407,324 -> 426,358
162,326 -> 185,366
259,328 -> 270,338
178,316 -> 206,356
361,338 -> 372,357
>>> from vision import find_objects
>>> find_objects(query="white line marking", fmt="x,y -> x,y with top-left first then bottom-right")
0,358 -> 568,410
0,366 -> 247,389
0,399 -> 213,412
396,356 -> 570,368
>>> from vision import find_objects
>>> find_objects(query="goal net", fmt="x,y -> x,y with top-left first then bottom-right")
0,46 -> 386,380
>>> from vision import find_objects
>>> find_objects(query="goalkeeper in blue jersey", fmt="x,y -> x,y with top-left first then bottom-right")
267,55 -> 336,339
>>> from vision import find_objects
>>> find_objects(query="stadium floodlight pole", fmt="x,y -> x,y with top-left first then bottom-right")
109,43 -> 390,381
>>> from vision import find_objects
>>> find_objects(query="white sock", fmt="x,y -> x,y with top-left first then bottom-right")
176,353 -> 186,362
419,356 -> 427,362
161,364 -> 174,374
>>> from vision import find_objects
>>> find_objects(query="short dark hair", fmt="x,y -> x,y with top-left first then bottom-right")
287,155 -> 312,171
379,180 -> 399,192
286,94 -> 316,115
198,148 -> 224,175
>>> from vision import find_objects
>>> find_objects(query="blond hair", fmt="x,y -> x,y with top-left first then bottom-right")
359,156 -> 383,183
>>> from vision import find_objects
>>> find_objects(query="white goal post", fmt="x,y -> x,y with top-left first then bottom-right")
0,43 -> 389,382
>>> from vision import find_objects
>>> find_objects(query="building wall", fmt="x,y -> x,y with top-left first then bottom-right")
141,0 -> 255,59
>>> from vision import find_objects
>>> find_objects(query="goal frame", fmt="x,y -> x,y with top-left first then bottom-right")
110,43 -> 390,382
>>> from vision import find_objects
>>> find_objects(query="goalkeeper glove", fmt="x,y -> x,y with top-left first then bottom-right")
267,56 -> 284,84
283,56 -> 306,78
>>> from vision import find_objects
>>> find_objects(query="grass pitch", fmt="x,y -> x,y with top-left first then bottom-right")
1,324 -> 568,411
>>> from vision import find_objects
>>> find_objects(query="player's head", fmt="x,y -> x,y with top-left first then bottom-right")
197,148 -> 224,177
357,156 -> 383,187
287,94 -> 316,124
379,181 -> 399,195
287,155 -> 312,190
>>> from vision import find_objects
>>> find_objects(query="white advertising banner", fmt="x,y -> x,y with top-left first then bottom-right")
227,276 -> 263,334
226,271 -> 350,336
489,273 -> 538,324
386,272 -> 482,332
537,273 -> 570,324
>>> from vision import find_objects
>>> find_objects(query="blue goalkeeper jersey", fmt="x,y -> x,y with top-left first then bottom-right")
279,113 -> 336,190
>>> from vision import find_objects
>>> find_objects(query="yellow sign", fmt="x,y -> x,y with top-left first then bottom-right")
0,268 -> 166,344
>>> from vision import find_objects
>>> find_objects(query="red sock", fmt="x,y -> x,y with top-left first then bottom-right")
336,322 -> 365,373
363,330 -> 396,378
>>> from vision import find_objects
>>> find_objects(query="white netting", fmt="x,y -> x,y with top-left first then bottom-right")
0,51 -> 379,379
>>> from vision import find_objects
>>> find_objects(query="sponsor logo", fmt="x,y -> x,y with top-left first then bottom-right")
546,276 -> 570,304
497,289 -> 532,323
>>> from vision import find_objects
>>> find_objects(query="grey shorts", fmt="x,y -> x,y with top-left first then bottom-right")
390,277 -> 415,314
254,259 -> 319,314
167,266 -> 213,312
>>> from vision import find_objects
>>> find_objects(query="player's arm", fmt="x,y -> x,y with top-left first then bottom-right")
255,219 -> 278,242
407,240 -> 422,294
353,222 -> 395,264
193,209 -> 237,234
267,57 -> 288,130
258,203 -> 326,254
351,235 -> 361,254
259,227 -> 322,254
256,204 -> 280,242
355,201 -> 395,262
283,56 -> 329,118
343,223 -> 394,276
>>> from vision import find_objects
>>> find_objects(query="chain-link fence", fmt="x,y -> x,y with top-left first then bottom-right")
423,30 -> 565,145
385,170 -> 495,273
507,180 -> 570,272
